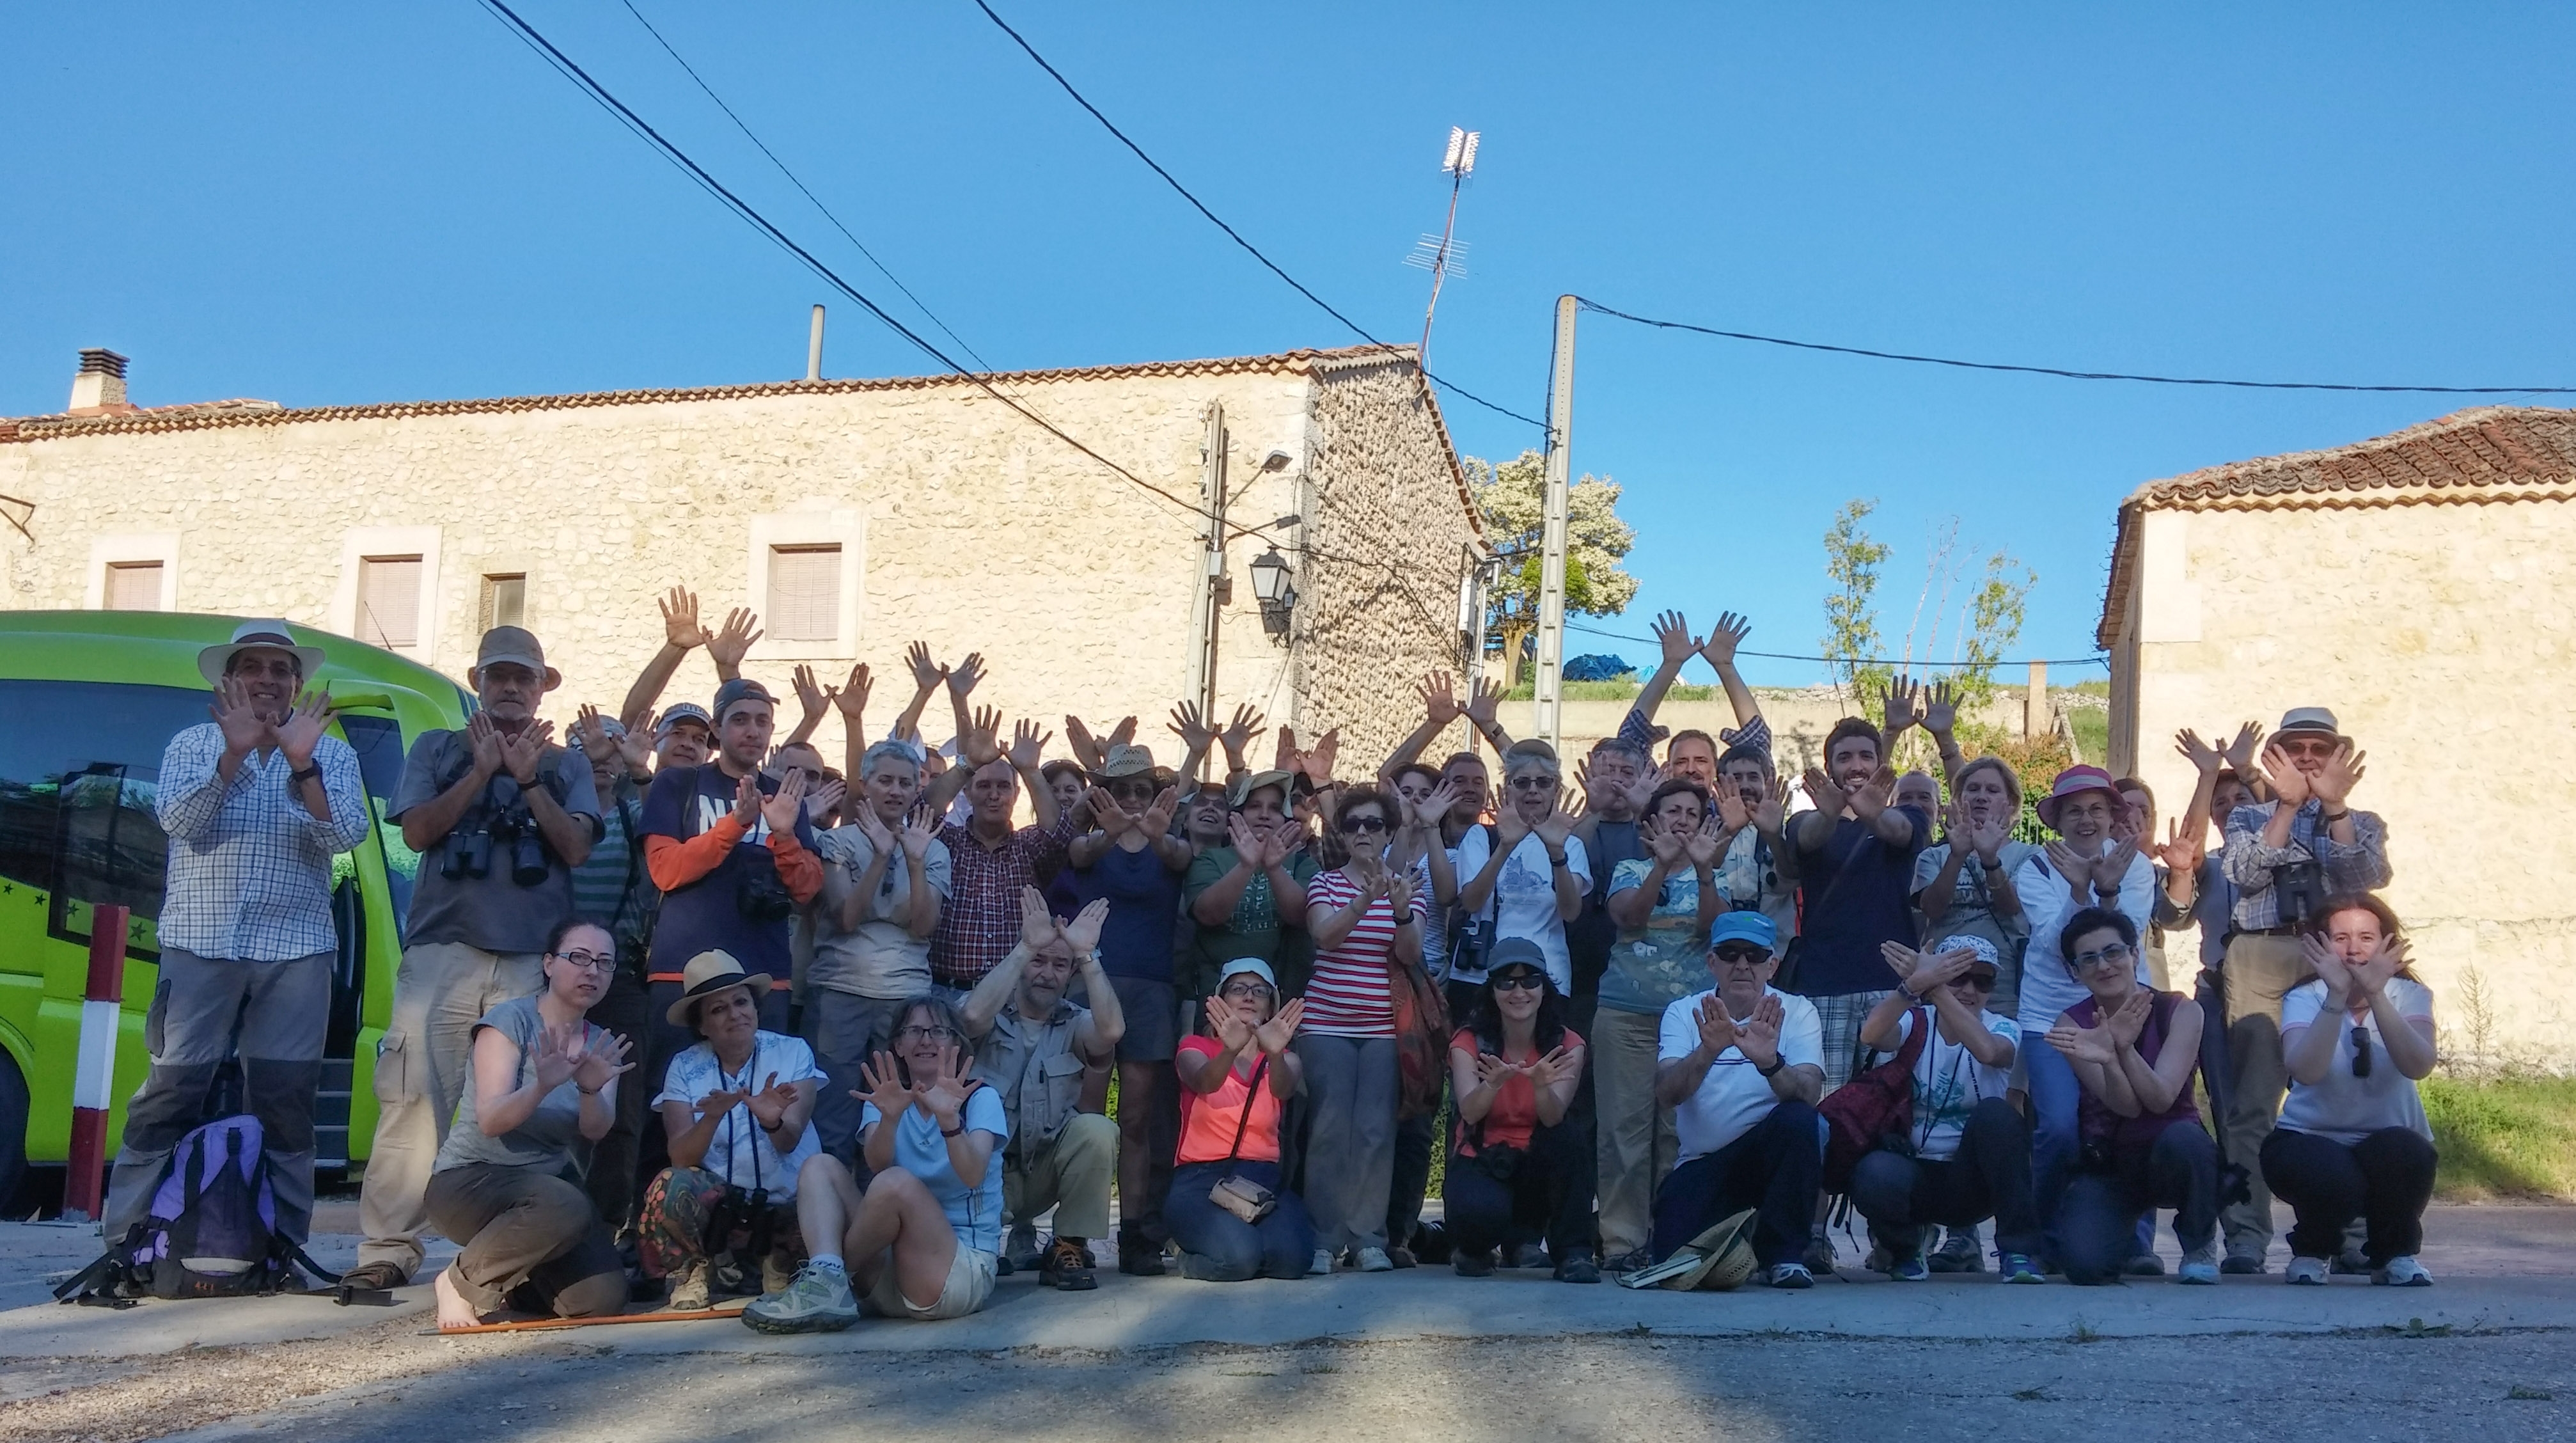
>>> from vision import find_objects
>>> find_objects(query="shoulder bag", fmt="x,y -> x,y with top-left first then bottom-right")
1209,1055 -> 1278,1223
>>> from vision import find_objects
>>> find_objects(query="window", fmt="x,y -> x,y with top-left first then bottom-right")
103,561 -> 163,611
767,545 -> 841,643
478,574 -> 526,633
0,679 -> 217,952
357,556 -> 423,649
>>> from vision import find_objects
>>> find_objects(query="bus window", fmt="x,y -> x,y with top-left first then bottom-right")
0,679 -> 211,952
336,713 -> 417,947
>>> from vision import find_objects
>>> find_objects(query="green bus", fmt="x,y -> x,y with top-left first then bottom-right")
0,611 -> 470,1206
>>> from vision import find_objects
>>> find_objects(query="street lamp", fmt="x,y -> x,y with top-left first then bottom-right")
1248,546 -> 1295,637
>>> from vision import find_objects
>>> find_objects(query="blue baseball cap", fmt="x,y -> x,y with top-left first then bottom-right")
1708,911 -> 1779,956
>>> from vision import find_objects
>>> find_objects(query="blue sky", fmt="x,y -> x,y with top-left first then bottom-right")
8,4 -> 2571,685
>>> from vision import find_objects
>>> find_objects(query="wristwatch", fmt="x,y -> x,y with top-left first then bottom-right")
1755,1055 -> 1786,1078
290,764 -> 322,785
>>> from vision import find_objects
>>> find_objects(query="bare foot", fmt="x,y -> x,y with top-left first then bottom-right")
432,1267 -> 483,1331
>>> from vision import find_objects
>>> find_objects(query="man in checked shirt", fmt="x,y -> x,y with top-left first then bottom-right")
105,620 -> 371,1256
915,659 -> 1071,995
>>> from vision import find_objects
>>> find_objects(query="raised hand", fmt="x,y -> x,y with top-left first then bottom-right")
1713,786 -> 1752,840
2223,721 -> 2263,773
574,703 -> 617,764
762,770 -> 810,835
617,715 -> 655,777
853,787 -> 897,849
743,1071 -> 796,1128
1523,1045 -> 1581,1091
275,687 -> 336,768
693,1082 -> 752,1121
1684,813 -> 1726,871
805,775 -> 846,823
1802,767 -> 1847,819
2353,935 -> 2407,998
1253,998 -> 1303,1055
732,771 -> 763,828
465,711 -> 508,780
912,1045 -> 974,1132
855,1050 -> 917,1123
1272,724 -> 1300,773
2302,934 -> 2354,1002
1220,703 -> 1268,762
946,652 -> 986,700
1419,671 -> 1461,723
833,663 -> 871,720
1699,611 -> 1751,670
569,1029 -> 634,1095
1647,823 -> 1688,868
1535,787 -> 1587,848
660,587 -> 709,651
1410,780 -> 1460,833
1942,795 -> 1972,845
2261,742 -> 2311,809
1062,899 -> 1111,956
707,608 -> 762,671
1463,677 -> 1505,730
1624,761 -> 1663,818
1736,995 -> 1785,1069
2096,837 -> 2140,894
904,641 -> 946,695
1009,718 -> 1051,771
1846,766 -> 1896,823
1302,728 -> 1340,785
791,665 -> 828,730
1882,676 -> 1921,738
1105,716 -> 1138,752
2046,1019 -> 2116,1067
1166,701 -> 1214,754
1139,785 -> 1180,839
959,706 -> 1003,768
1472,1052 -> 1521,1090
900,814 -> 936,860
1693,993 -> 1740,1058
529,1021 -> 581,1094
1922,679 -> 1958,736
2155,817 -> 2205,876
499,720 -> 550,785
2174,727 -> 2222,776
1019,885 -> 1060,952
1084,786 -> 1132,838
1651,610 -> 1700,668
2313,743 -> 2366,808
1908,945 -> 1977,994
210,676 -> 277,756
1210,995 -> 1256,1053
2104,988 -> 2153,1049
1755,777 -> 1789,836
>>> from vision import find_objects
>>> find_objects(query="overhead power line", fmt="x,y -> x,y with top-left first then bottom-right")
966,0 -> 1550,433
1575,297 -> 2576,396
612,0 -> 994,372
1564,619 -> 2105,668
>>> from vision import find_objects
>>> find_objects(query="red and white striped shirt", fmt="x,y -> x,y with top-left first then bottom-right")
1298,868 -> 1433,1038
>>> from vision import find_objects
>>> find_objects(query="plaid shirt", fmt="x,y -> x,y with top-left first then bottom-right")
929,812 -> 1078,987
1618,707 -> 1772,759
156,722 -> 372,961
2221,798 -> 2391,933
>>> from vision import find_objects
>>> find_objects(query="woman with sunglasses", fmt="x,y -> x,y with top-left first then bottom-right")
1455,741 -> 1590,995
426,919 -> 636,1330
2041,907 -> 2222,1285
1444,940 -> 1596,1281
1851,935 -> 2044,1282
1298,787 -> 1431,1273
1167,959 -> 1316,1280
2260,895 -> 2437,1286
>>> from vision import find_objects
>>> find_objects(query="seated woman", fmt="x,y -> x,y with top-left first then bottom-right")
1443,940 -> 1596,1282
640,951 -> 822,1310
426,919 -> 635,1330
2043,907 -> 2221,1286
1167,959 -> 1317,1281
2261,894 -> 2439,1287
742,995 -> 1006,1331
1851,935 -> 2043,1284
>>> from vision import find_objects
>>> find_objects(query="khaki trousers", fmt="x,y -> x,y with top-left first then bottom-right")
2220,933 -> 2307,1256
357,942 -> 544,1277
1003,1110 -> 1117,1243
1590,1006 -> 1677,1258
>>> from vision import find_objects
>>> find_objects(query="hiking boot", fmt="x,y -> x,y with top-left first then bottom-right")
1764,1262 -> 1815,1289
2374,1256 -> 2434,1288
666,1259 -> 712,1313
1005,1222 -> 1043,1273
762,1251 -> 797,1297
2222,1249 -> 2268,1275
1603,1247 -> 1653,1275
1507,1243 -> 1550,1270
2284,1256 -> 2329,1285
741,1262 -> 858,1334
1386,1245 -> 1418,1269
1929,1231 -> 1984,1273
2331,1248 -> 2372,1275
2122,1252 -> 2165,1277
1042,1238 -> 1099,1292
2177,1243 -> 2220,1285
1118,1227 -> 1166,1277
1999,1253 -> 2046,1284
1555,1250 -> 1601,1284
338,1261 -> 408,1291
1802,1234 -> 1837,1277
1454,1249 -> 1496,1277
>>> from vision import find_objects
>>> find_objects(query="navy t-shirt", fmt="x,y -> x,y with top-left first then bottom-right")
1568,818 -> 1643,998
639,763 -> 819,982
1073,842 -> 1184,982
1789,807 -> 1929,998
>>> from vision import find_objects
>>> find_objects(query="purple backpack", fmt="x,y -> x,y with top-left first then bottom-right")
58,1116 -> 333,1302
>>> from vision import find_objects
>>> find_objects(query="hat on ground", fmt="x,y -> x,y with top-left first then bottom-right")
197,619 -> 327,688
473,626 -> 561,690
1929,933 -> 2002,975
656,702 -> 714,737
1707,911 -> 1780,956
711,678 -> 774,725
2036,764 -> 2122,830
1486,937 -> 1548,979
1229,769 -> 1294,809
1216,958 -> 1278,993
1092,744 -> 1158,781
664,949 -> 774,1027
2274,706 -> 2343,742
1616,1207 -> 1760,1293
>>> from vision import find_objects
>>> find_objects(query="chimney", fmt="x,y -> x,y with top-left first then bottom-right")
69,349 -> 130,412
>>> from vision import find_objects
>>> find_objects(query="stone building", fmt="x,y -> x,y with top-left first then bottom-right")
0,345 -> 1491,766
2098,406 -> 2576,1066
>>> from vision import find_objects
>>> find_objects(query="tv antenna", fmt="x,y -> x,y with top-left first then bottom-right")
1405,126 -> 1480,370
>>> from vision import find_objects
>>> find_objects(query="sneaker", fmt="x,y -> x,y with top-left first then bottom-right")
665,1259 -> 712,1313
2177,1243 -> 2220,1285
1310,1248 -> 1337,1277
1862,1242 -> 1892,1273
741,1263 -> 859,1334
1508,1243 -> 1550,1270
1764,1261 -> 1816,1290
1885,1254 -> 1929,1282
1603,1247 -> 1653,1275
1042,1238 -> 1099,1292
1005,1222 -> 1042,1273
1454,1249 -> 1496,1277
1802,1234 -> 1837,1276
2123,1252 -> 2166,1277
1999,1252 -> 2046,1284
1929,1232 -> 1985,1274
1355,1247 -> 1395,1273
2284,1256 -> 2330,1286
1386,1245 -> 1418,1270
2375,1256 -> 2434,1288
761,1252 -> 797,1297
2222,1250 -> 2268,1276
1555,1250 -> 1601,1285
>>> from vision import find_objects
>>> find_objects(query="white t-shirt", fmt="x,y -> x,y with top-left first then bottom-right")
2275,979 -> 2435,1146
1658,985 -> 1823,1163
1884,1007 -> 2019,1162
2013,844 -> 2155,1031
654,1031 -> 824,1201
1453,827 -> 1590,991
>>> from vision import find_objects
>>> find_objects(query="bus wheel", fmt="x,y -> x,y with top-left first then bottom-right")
0,1049 -> 25,1212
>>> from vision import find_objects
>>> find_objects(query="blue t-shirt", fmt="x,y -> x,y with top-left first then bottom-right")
1789,807 -> 1929,998
1072,842 -> 1184,982
860,1084 -> 1009,1253
638,763 -> 819,981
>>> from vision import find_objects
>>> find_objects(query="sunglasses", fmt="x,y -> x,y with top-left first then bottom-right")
1953,974 -> 1996,991
2350,1025 -> 2373,1078
1505,776 -> 1557,792
1490,972 -> 1546,993
1340,815 -> 1389,835
1713,945 -> 1769,966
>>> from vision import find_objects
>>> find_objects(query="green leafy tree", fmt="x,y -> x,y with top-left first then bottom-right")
1821,498 -> 1891,709
1468,450 -> 1638,690
1953,550 -> 2036,714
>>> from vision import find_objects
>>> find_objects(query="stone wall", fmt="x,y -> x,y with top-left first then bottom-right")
2111,498 -> 2576,1067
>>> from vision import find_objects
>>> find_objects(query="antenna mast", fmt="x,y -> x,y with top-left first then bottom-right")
1408,126 -> 1480,369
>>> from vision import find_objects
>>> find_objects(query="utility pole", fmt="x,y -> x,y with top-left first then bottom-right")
1534,294 -> 1576,751
1186,403 -> 1230,720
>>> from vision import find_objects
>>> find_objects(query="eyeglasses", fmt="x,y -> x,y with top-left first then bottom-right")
895,1025 -> 960,1043
1953,974 -> 1996,991
1713,945 -> 1769,966
1491,972 -> 1546,993
1220,982 -> 1275,1002
1340,815 -> 1389,835
2350,1025 -> 2373,1078
2069,942 -> 2134,972
1505,776 -> 1557,792
552,950 -> 617,973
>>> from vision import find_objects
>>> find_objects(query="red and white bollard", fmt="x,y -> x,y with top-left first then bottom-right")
63,903 -> 130,1225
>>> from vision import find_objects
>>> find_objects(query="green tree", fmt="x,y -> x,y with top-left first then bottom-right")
1467,450 -> 1638,690
1954,549 -> 2037,714
1821,498 -> 1891,708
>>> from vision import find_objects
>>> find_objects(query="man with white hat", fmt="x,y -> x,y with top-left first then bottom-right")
2216,706 -> 2391,1272
106,620 -> 370,1254
347,625 -> 601,1291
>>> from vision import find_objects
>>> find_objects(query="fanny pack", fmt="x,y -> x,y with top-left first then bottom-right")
1210,1055 -> 1277,1223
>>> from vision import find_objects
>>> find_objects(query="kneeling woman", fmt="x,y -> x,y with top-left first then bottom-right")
1167,959 -> 1319,1281
427,920 -> 636,1329
744,997 -> 1006,1331
640,950 -> 822,1309
2043,907 -> 2221,1286
2261,895 -> 2439,1287
1445,939 -> 1596,1282
1851,936 -> 2043,1283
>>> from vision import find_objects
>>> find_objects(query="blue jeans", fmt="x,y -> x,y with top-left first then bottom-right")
2026,1040 -> 2154,1260
1166,1161 -> 1316,1281
2059,1120 -> 2220,1285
